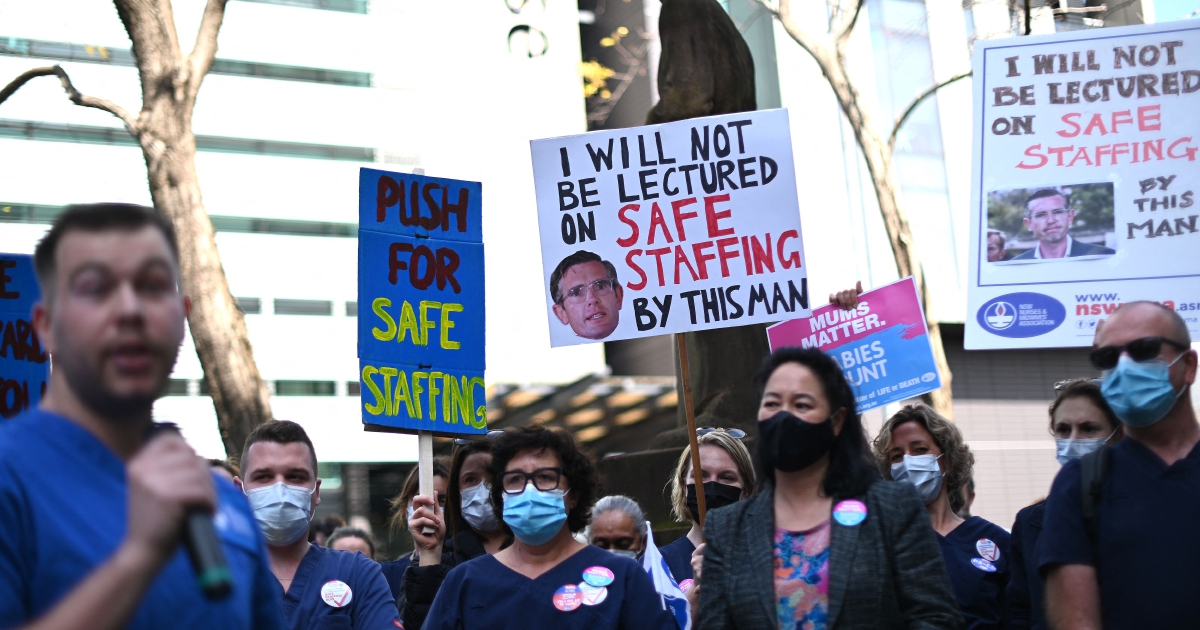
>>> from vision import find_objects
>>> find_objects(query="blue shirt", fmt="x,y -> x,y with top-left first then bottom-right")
1006,500 -> 1046,630
658,534 -> 695,583
0,409 -> 284,630
423,543 -> 678,630
275,544 -> 399,630
1038,438 -> 1200,628
937,516 -> 1011,630
379,553 -> 414,603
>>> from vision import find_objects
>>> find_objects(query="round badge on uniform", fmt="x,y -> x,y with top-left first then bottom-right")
833,499 -> 868,527
976,538 -> 1000,562
971,558 -> 998,573
581,566 -> 615,587
553,584 -> 584,612
579,582 -> 609,606
320,580 -> 353,608
678,579 -> 694,593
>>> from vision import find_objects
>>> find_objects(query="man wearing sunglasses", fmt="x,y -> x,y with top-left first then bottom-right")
1039,301 -> 1198,630
1010,189 -> 1114,261
549,250 -> 623,341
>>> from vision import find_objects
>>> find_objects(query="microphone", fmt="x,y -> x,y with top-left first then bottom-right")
148,423 -> 234,599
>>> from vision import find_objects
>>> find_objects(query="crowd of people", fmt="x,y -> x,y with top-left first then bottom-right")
1,202 -> 1197,630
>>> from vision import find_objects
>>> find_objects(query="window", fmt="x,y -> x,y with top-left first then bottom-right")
235,297 -> 262,314
166,379 -> 191,395
236,0 -> 369,14
0,203 -> 357,237
345,301 -> 358,316
274,299 -> 333,316
275,380 -> 337,396
347,381 -> 361,396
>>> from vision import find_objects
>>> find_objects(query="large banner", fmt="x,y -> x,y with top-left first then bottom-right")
966,22 -> 1200,349
530,109 -> 810,347
357,168 -> 487,436
766,277 -> 941,412
0,254 -> 47,420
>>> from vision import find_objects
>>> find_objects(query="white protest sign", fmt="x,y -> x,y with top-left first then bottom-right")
966,22 -> 1200,349
531,109 -> 809,347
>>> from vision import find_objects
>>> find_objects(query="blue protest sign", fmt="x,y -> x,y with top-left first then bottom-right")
768,277 -> 942,412
0,254 -> 49,419
358,168 -> 486,435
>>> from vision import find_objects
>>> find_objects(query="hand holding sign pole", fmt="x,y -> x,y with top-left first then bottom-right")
531,109 -> 810,526
357,168 -> 487,533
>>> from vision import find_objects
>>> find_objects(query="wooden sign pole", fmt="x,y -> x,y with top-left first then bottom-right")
676,333 -> 706,540
418,430 -> 436,534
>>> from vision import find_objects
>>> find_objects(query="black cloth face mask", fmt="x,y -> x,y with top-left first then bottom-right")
757,410 -> 835,472
686,481 -> 744,522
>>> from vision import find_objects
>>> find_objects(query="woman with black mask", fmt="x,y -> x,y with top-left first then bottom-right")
660,429 -> 756,588
696,347 -> 961,629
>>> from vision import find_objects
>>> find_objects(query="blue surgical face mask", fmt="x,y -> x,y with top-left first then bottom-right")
501,483 -> 568,546
245,481 -> 315,546
1054,428 -> 1116,465
890,454 -> 944,505
1101,354 -> 1187,428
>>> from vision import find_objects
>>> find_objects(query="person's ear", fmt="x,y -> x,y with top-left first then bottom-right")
1023,217 -> 1032,232
614,284 -> 623,309
832,407 -> 847,437
552,303 -> 570,325
31,300 -> 55,356
234,476 -> 244,493
313,477 -> 322,509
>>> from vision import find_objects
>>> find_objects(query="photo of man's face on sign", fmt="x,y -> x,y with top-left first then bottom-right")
549,250 -> 623,340
985,182 -> 1116,264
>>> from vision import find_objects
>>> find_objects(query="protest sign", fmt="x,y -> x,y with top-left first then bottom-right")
966,22 -> 1200,349
530,109 -> 809,347
767,277 -> 941,412
0,254 -> 48,420
357,168 -> 487,436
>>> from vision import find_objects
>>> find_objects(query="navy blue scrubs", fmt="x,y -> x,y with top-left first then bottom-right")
1006,501 -> 1046,630
658,535 -> 696,583
423,544 -> 677,630
380,553 -> 414,603
276,544 -> 399,630
0,410 -> 284,630
1038,438 -> 1200,628
937,516 -> 1011,629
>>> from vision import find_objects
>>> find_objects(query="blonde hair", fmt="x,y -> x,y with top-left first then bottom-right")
873,404 -> 974,506
668,431 -> 756,523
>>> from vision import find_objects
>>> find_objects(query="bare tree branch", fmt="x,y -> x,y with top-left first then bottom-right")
888,71 -> 971,153
836,0 -> 867,48
115,0 -> 185,99
766,0 -> 832,68
188,0 -> 229,93
0,65 -> 140,135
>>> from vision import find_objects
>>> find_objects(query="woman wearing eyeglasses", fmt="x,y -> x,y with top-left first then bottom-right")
1006,379 -> 1121,630
697,347 -> 960,630
423,426 -> 678,629
660,428 -> 756,587
399,434 -> 512,630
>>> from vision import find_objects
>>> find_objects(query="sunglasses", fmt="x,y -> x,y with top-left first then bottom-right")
1089,336 -> 1189,371
453,429 -> 504,446
696,427 -> 746,439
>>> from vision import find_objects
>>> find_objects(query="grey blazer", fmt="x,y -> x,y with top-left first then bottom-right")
698,481 -> 961,630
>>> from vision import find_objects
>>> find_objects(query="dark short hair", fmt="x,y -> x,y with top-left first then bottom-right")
488,426 -> 599,534
549,250 -> 618,304
1048,379 -> 1122,436
1024,188 -> 1069,217
208,458 -> 241,478
325,526 -> 376,558
33,203 -> 179,295
752,347 -> 880,499
307,515 -> 346,543
241,420 -> 318,474
388,456 -> 451,534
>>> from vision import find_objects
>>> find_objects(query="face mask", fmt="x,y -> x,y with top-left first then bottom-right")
461,482 -> 502,533
609,548 -> 639,559
1102,354 -> 1186,428
686,481 -> 743,522
406,505 -> 415,523
245,481 -> 315,546
501,484 -> 568,546
757,410 -> 836,473
1055,430 -> 1115,465
890,454 -> 944,505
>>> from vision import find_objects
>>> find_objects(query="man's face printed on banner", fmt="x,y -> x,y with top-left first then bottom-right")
552,261 -> 623,340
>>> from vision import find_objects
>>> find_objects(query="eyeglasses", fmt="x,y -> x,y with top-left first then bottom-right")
1089,336 -> 1189,371
453,429 -> 504,446
501,467 -> 564,494
696,427 -> 746,439
1028,208 -> 1069,222
559,278 -> 616,305
1053,378 -> 1103,392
